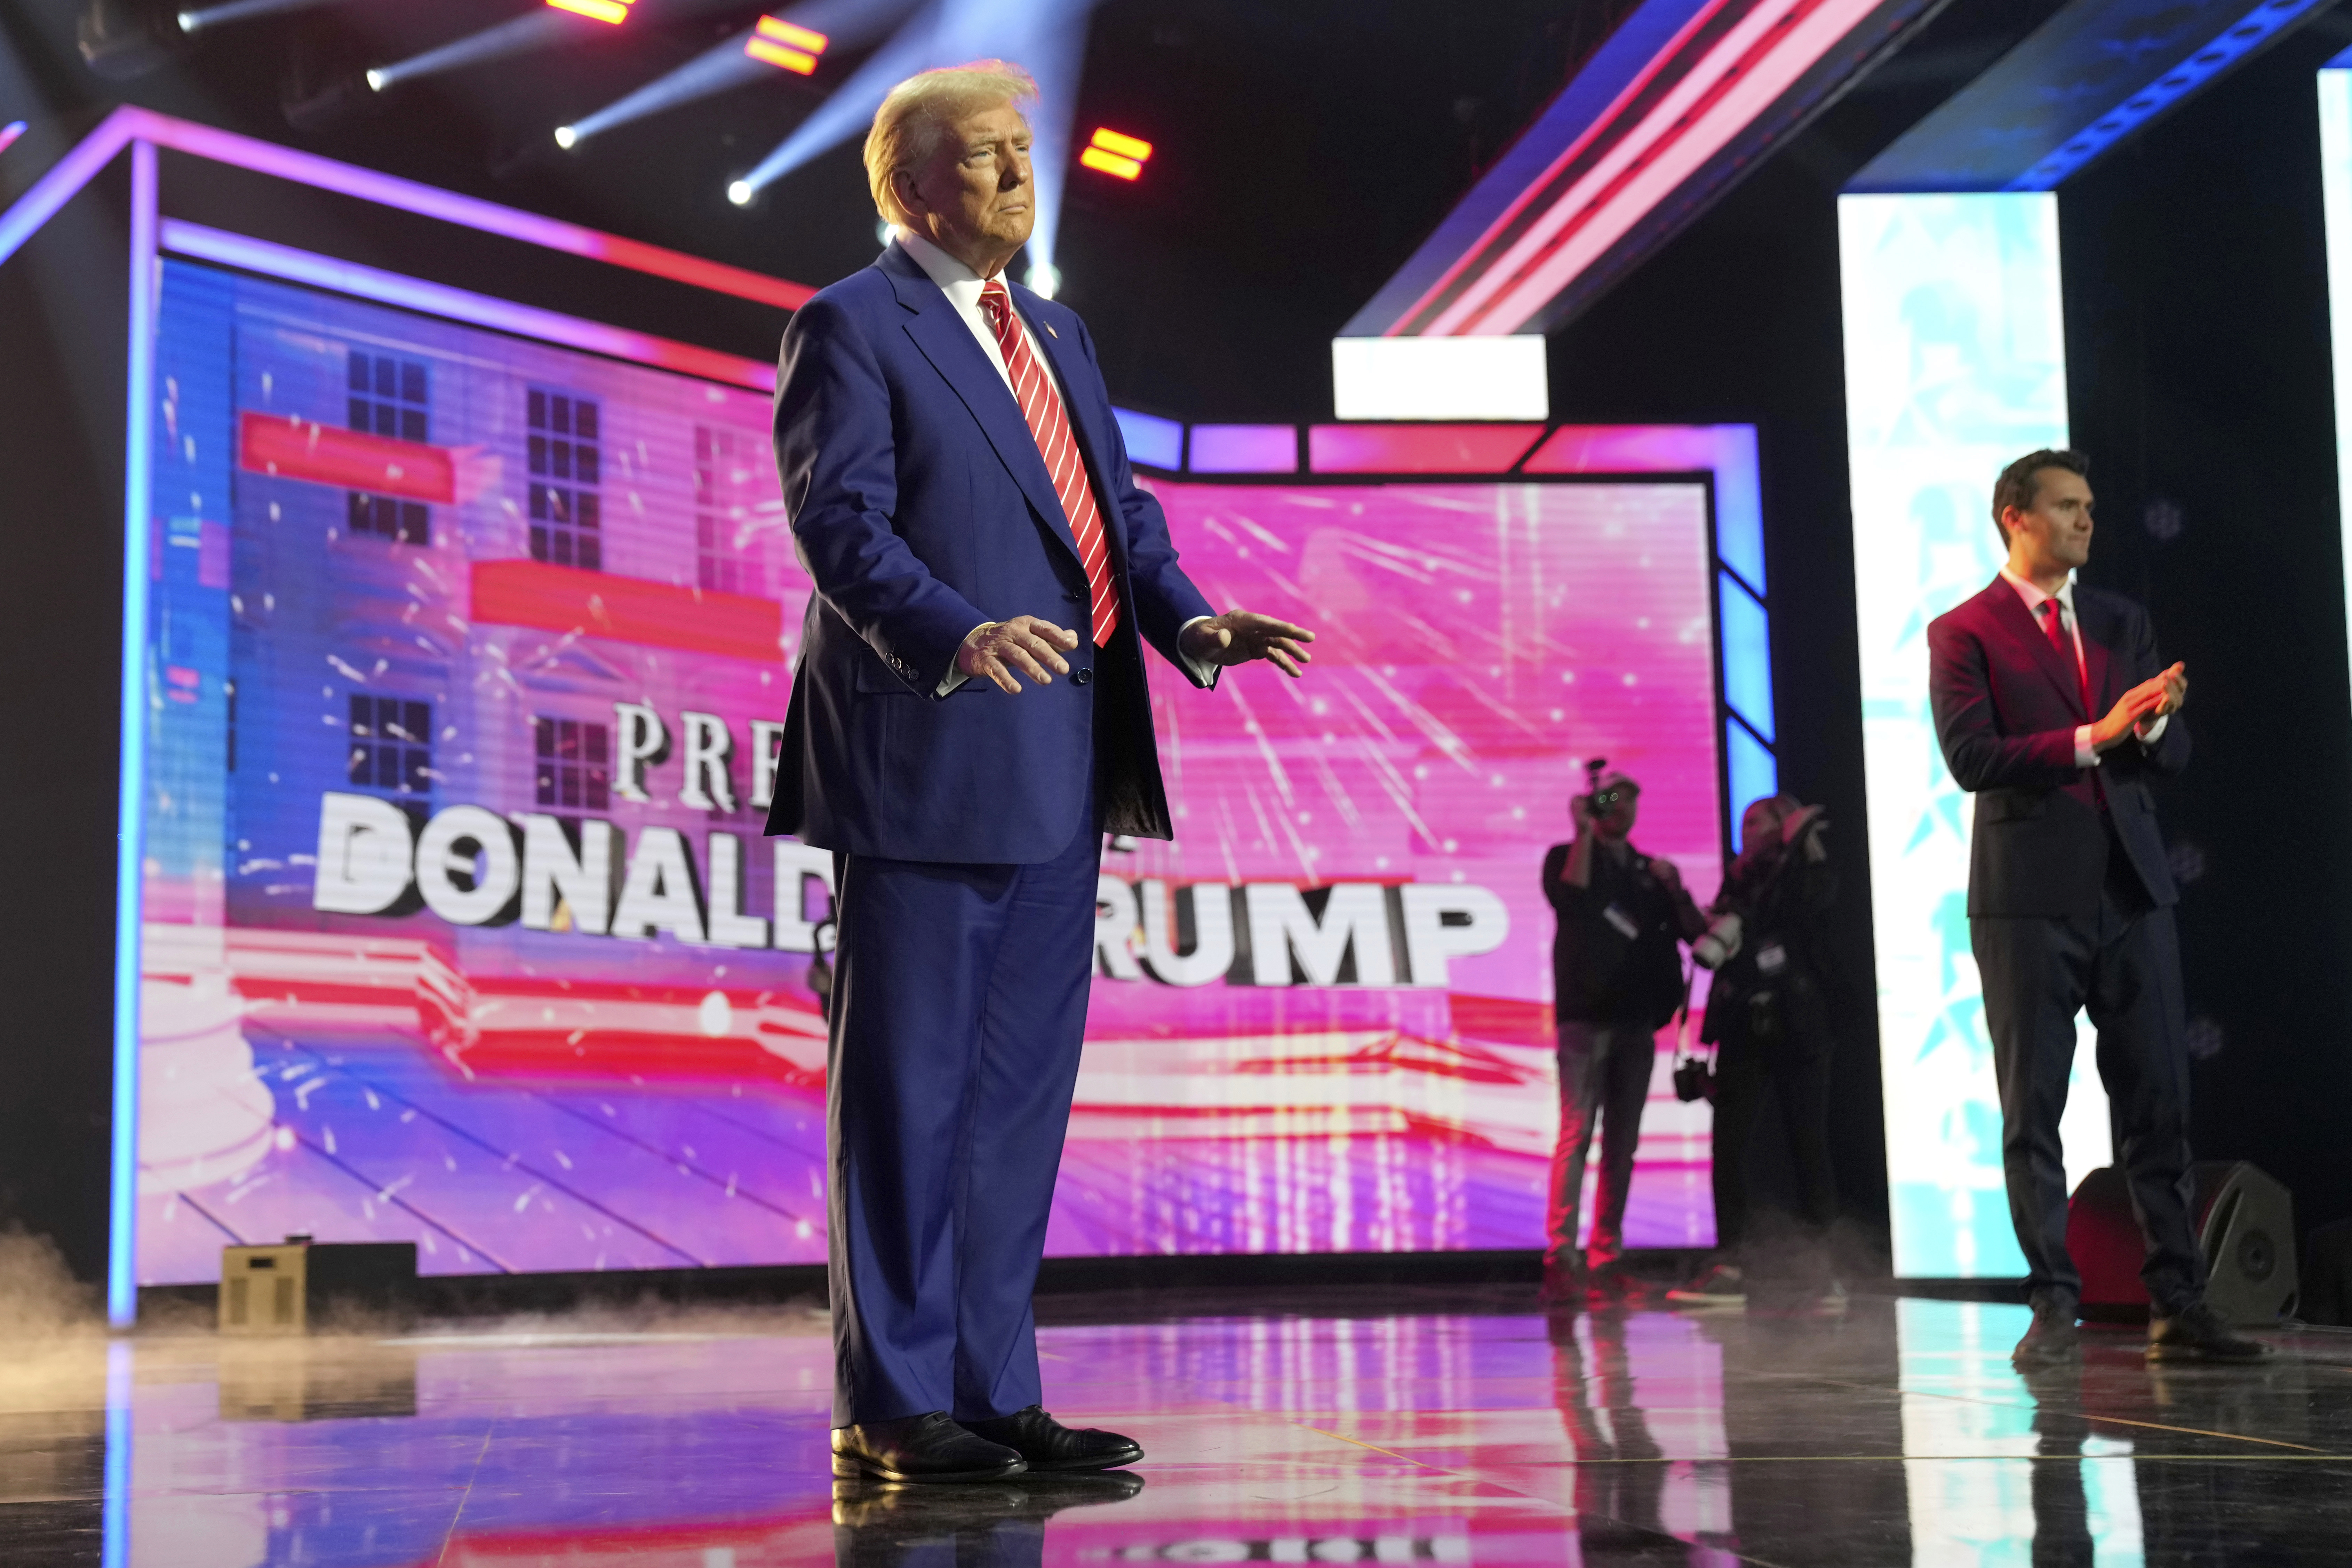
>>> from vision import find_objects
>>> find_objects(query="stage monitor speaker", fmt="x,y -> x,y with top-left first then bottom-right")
219,1237 -> 418,1336
2066,1161 -> 2296,1325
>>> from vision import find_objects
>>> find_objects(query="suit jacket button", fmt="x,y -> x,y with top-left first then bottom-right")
1065,590 -> 1084,602
1073,668 -> 1093,686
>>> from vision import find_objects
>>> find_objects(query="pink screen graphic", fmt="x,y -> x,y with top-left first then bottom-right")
136,263 -> 1723,1281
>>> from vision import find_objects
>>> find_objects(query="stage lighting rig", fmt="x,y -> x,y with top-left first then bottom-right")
77,0 -> 178,80
1078,127 -> 1150,180
745,15 -> 829,75
177,0 -> 353,35
547,0 -> 637,24
366,7 -> 590,100
553,0 -> 911,153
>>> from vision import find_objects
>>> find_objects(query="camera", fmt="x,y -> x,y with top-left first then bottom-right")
1580,756 -> 1633,817
1673,1054 -> 1716,1103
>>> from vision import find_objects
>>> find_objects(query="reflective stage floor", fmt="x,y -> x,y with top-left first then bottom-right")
5,1288 -> 2350,1565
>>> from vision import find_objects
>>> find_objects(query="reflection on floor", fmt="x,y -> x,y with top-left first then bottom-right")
3,1290 -> 2349,1565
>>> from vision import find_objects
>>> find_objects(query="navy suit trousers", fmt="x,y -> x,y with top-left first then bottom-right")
826,742 -> 1100,1426
1971,824 -> 2205,1314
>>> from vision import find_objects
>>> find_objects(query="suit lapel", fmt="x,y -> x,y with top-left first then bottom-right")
882,248 -> 1083,566
2076,594 -> 2113,716
1984,579 -> 2087,721
1016,288 -> 1130,569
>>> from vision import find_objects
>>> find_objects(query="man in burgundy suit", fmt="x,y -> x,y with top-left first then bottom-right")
1928,449 -> 2266,1367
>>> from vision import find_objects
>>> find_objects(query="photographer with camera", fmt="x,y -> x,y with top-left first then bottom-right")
1664,795 -> 1843,1311
1541,764 -> 1707,1304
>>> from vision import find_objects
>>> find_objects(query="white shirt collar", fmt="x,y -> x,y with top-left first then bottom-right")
1999,564 -> 2075,620
895,228 -> 1005,311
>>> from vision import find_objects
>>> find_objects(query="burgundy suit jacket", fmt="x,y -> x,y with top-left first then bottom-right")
1927,578 -> 2189,918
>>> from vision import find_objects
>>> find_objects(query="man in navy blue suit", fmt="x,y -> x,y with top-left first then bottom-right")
1928,449 -> 2265,1369
765,61 -> 1312,1484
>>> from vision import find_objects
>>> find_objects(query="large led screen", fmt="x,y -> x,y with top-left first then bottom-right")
133,258 -> 1726,1283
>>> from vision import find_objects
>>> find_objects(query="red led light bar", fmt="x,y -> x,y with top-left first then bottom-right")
746,15 -> 829,73
547,0 -> 632,23
1078,147 -> 1141,179
1399,0 -> 1885,335
1091,128 -> 1152,160
1081,127 -> 1153,181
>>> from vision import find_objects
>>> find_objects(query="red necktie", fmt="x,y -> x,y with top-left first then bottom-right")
2038,598 -> 2091,717
977,279 -> 1119,648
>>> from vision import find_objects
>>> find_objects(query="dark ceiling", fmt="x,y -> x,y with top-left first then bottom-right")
2,0 -> 2219,420
1,0 -> 1647,418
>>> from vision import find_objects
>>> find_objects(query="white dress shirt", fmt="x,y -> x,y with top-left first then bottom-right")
893,229 -> 1218,694
1998,566 -> 2167,765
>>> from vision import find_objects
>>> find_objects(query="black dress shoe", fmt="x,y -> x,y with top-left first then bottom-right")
2147,1302 -> 2274,1364
2011,1299 -> 2081,1368
832,1412 -> 1028,1483
1539,1258 -> 1588,1306
961,1405 -> 1144,1472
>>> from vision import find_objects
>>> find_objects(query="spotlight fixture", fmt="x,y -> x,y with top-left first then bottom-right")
553,125 -> 579,149
1078,126 -> 1150,181
77,0 -> 177,80
745,14 -> 828,74
727,180 -> 755,206
366,9 -> 574,97
556,0 -> 918,152
0,122 -> 25,158
177,0 -> 351,34
546,0 -> 633,22
1024,262 -> 1059,299
282,71 -> 376,133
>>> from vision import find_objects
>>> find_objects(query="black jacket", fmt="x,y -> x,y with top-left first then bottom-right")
1927,578 -> 2188,918
1699,843 -> 1836,1049
1544,840 -> 1692,1029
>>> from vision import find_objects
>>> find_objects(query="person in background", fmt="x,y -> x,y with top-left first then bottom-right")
1665,794 -> 1843,1311
1541,768 -> 1706,1304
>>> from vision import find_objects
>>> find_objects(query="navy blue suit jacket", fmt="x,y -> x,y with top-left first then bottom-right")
1927,578 -> 2189,918
763,242 -> 1215,863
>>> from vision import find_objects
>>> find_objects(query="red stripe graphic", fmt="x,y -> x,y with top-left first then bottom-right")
239,410 -> 456,502
470,559 -> 783,662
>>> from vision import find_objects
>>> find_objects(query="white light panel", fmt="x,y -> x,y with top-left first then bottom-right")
1330,334 -> 1548,422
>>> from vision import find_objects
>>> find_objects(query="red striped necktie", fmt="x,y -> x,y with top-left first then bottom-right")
978,278 -> 1119,648
2038,598 -> 2091,717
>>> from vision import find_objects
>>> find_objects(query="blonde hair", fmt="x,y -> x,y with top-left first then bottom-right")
864,60 -> 1038,227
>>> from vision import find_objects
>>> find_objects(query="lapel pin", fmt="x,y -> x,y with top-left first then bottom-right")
1046,324 -> 1059,338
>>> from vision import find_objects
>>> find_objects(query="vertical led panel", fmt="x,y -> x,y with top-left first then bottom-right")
1840,192 -> 2108,1279
2320,55 -> 2352,713
109,140 -> 158,1328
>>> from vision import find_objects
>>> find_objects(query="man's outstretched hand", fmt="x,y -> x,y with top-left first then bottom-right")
1179,610 -> 1315,678
955,616 -> 1079,694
